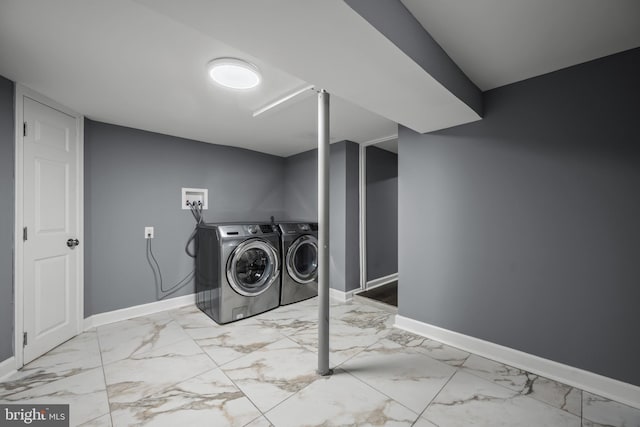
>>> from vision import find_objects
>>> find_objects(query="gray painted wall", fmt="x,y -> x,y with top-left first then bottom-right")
85,120 -> 286,316
344,0 -> 482,116
398,48 -> 640,386
329,142 -> 348,292
283,141 -> 360,291
344,142 -> 360,292
0,76 -> 14,361
282,149 -> 317,222
366,146 -> 398,281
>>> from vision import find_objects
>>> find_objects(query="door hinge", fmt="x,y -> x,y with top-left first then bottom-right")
23,332 -> 27,347
23,122 -> 27,137
23,227 -> 27,241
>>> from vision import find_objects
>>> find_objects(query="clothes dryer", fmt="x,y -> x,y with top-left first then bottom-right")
277,222 -> 318,305
196,223 -> 281,324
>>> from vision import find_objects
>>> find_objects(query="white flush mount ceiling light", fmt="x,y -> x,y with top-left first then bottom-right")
207,58 -> 261,90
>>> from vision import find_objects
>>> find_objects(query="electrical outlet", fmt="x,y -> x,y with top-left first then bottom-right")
145,226 -> 154,239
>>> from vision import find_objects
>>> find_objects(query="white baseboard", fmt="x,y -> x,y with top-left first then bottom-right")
366,272 -> 398,290
0,356 -> 16,382
84,294 -> 195,330
329,288 -> 356,303
395,315 -> 640,410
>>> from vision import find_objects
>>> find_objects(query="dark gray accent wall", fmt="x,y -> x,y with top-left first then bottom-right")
84,120 -> 286,316
283,149 -> 317,222
329,142 -> 348,292
283,141 -> 360,291
398,48 -> 640,386
0,76 -> 14,361
344,142 -> 360,292
344,0 -> 482,116
366,146 -> 397,281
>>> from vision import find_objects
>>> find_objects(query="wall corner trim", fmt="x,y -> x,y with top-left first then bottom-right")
394,315 -> 640,410
83,294 -> 195,330
329,288 -> 355,303
0,356 -> 16,382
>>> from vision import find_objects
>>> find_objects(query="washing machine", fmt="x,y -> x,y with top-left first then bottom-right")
195,223 -> 281,324
277,222 -> 318,305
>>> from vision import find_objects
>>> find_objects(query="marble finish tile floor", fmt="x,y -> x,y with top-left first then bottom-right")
1,297 -> 639,426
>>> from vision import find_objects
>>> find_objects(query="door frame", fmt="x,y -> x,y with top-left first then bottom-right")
14,84 -> 84,368
358,134 -> 397,291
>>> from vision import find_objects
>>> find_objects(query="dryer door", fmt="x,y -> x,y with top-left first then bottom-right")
286,235 -> 318,284
227,239 -> 280,296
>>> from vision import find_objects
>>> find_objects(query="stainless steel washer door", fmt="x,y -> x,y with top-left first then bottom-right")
226,239 -> 280,296
286,235 -> 318,284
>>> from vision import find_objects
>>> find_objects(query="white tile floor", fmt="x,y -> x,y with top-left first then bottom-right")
1,297 -> 639,426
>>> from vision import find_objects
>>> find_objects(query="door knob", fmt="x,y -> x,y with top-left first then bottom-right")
66,238 -> 80,248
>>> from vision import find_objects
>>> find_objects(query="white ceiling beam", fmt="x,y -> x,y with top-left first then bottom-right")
135,0 -> 482,134
344,0 -> 482,116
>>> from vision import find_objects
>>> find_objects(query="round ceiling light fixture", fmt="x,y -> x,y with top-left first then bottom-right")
207,58 -> 261,90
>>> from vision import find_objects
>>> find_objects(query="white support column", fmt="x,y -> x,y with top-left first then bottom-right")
317,89 -> 332,376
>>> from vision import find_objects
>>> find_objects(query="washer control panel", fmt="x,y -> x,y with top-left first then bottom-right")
214,223 -> 276,237
278,223 -> 318,235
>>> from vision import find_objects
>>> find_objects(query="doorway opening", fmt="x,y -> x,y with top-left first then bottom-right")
357,136 -> 398,308
357,280 -> 398,306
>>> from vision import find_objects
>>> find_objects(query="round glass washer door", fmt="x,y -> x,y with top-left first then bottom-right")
226,239 -> 280,296
286,235 -> 318,284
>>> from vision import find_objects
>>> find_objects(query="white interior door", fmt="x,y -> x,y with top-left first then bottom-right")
22,95 -> 81,364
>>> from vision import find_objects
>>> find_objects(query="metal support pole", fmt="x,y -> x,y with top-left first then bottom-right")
317,89 -> 332,376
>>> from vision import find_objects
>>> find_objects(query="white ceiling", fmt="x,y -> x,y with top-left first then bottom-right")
0,0 -> 400,157
135,0 -> 480,136
2,1 -> 639,157
372,138 -> 398,154
401,0 -> 640,90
